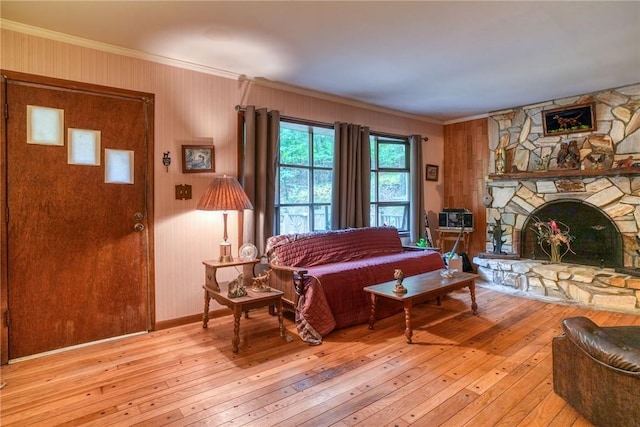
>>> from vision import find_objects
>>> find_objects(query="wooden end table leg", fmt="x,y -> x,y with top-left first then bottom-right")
368,294 -> 377,329
202,289 -> 210,329
232,306 -> 242,353
277,298 -> 285,339
404,300 -> 413,344
469,281 -> 478,314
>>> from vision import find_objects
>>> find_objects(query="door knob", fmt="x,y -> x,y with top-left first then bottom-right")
133,223 -> 145,232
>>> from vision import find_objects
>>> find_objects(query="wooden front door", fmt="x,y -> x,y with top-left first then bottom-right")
1,72 -> 154,362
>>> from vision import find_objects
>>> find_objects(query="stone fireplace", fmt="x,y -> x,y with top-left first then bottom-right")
485,173 -> 639,267
473,83 -> 640,315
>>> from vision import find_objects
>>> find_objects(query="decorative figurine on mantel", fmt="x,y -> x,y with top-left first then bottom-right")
534,155 -> 550,172
495,148 -> 506,174
557,141 -> 580,169
585,153 -> 607,170
393,269 -> 407,294
227,273 -> 247,298
615,156 -> 635,168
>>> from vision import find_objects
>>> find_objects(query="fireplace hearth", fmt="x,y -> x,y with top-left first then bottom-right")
616,266 -> 640,277
472,256 -> 640,315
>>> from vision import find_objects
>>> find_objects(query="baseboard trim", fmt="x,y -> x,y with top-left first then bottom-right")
9,331 -> 147,364
154,308 -> 232,330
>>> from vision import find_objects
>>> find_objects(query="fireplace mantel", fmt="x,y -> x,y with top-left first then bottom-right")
488,167 -> 640,181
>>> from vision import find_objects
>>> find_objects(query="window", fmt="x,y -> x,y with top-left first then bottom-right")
275,120 -> 412,235
276,121 -> 334,234
370,135 -> 410,232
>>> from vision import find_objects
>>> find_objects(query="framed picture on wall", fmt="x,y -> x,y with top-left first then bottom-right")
542,103 -> 596,136
425,164 -> 439,181
182,145 -> 214,173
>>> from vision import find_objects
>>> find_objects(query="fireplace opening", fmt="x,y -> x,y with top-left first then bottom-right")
520,200 -> 623,268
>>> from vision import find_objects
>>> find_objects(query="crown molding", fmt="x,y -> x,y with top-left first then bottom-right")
2,19 -> 442,125
246,77 -> 443,125
1,19 -> 243,80
443,113 -> 489,126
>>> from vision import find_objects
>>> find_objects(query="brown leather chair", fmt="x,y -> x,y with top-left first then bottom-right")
552,316 -> 640,427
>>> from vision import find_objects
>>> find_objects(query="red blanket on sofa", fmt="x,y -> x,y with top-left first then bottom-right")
267,227 -> 445,343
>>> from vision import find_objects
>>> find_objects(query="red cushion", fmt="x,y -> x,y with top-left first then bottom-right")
267,227 -> 403,267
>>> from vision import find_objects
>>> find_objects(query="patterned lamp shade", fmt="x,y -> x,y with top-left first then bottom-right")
197,176 -> 253,212
197,176 -> 253,262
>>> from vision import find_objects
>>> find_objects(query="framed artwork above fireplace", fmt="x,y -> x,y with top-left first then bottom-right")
542,103 -> 596,136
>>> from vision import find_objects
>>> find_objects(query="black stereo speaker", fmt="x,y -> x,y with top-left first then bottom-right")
438,210 -> 474,230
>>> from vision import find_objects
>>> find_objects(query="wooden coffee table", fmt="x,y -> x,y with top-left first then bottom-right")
364,269 -> 478,344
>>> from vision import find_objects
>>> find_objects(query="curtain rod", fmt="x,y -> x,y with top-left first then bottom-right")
236,105 -> 332,128
235,105 -> 429,141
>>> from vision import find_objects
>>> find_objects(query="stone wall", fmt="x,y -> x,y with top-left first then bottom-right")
488,83 -> 640,176
484,83 -> 640,265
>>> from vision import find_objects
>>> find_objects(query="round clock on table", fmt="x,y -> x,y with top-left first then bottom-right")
238,243 -> 258,261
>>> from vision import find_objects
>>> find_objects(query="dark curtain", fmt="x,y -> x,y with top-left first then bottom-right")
241,106 -> 280,255
241,111 -> 422,245
409,134 -> 425,243
332,123 -> 371,229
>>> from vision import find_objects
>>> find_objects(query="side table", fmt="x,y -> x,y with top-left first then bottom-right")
202,259 -> 289,353
436,228 -> 473,253
203,258 -> 259,293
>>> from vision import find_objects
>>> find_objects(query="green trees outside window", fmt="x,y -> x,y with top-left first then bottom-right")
277,121 -> 333,234
276,121 -> 410,234
370,137 -> 410,231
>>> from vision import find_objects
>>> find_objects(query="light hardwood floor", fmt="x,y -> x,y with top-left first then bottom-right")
2,284 -> 638,426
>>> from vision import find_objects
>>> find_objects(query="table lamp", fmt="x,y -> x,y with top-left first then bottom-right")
197,175 -> 253,262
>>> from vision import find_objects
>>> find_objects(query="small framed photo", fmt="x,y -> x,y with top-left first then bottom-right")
182,145 -> 214,173
425,164 -> 439,181
542,103 -> 596,136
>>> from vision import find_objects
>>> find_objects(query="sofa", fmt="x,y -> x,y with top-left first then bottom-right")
552,316 -> 640,427
265,227 -> 445,344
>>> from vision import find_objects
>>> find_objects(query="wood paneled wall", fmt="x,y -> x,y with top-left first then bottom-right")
1,26 -> 444,324
442,119 -> 489,258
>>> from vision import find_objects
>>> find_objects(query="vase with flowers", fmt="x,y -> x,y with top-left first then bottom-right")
530,217 -> 575,263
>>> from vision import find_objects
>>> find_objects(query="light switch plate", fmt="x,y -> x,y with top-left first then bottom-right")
175,184 -> 192,200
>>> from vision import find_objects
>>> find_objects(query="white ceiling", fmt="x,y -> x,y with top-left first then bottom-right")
2,1 -> 639,123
